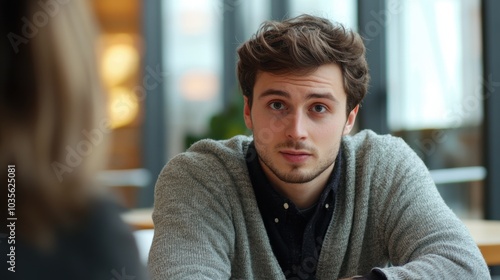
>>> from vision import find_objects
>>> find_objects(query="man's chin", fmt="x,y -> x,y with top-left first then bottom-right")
275,170 -> 316,184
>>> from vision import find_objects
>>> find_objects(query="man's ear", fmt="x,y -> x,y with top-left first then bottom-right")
243,96 -> 253,130
343,104 -> 359,135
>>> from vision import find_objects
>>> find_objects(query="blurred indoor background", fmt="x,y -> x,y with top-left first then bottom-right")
89,0 -> 499,224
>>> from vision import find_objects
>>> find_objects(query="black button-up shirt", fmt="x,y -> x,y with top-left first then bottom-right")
246,142 -> 341,280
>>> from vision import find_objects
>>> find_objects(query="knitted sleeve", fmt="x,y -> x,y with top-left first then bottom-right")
147,148 -> 235,280
369,134 -> 490,279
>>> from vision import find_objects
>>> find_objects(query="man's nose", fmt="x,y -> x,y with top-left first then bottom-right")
285,110 -> 307,141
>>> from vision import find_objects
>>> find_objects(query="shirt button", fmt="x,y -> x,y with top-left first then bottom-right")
274,218 -> 279,223
283,203 -> 289,210
325,204 -> 329,209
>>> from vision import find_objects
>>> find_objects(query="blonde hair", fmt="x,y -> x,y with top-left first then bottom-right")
0,0 -> 108,245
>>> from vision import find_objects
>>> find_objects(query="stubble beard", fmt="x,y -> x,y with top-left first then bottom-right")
256,140 -> 339,184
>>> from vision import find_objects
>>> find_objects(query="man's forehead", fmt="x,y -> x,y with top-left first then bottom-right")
254,65 -> 344,90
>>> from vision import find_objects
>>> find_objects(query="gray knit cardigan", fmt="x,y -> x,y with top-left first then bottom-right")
148,130 -> 490,279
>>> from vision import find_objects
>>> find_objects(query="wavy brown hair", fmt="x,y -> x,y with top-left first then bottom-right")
237,14 -> 370,115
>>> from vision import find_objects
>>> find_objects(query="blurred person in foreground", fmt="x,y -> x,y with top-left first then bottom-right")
148,15 -> 490,279
0,1 -> 147,279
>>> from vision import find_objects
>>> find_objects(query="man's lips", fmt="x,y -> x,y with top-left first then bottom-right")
279,150 -> 312,163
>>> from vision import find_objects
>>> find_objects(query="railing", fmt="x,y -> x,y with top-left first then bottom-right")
96,168 -> 152,188
429,166 -> 486,185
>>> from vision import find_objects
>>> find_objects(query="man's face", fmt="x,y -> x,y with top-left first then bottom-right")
244,63 -> 358,186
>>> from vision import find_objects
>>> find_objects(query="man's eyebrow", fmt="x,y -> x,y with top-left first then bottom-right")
305,93 -> 339,104
258,89 -> 339,104
258,89 -> 290,99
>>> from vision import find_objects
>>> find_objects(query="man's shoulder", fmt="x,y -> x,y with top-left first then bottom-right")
187,135 -> 253,157
163,135 -> 253,177
155,135 -> 254,200
342,129 -> 415,161
341,130 -> 430,194
343,129 -> 406,149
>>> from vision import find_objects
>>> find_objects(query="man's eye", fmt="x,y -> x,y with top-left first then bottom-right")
269,102 -> 285,110
311,104 -> 327,113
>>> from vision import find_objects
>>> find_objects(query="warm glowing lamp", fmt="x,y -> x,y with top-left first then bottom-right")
101,41 -> 139,87
99,33 -> 141,128
108,87 -> 139,129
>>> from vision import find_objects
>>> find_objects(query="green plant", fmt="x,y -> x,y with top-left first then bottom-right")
185,98 -> 250,148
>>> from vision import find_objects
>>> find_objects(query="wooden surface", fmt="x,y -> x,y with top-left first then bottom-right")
122,208 -> 154,230
121,209 -> 500,266
463,219 -> 500,266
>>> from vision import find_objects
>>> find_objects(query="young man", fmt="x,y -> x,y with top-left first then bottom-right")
148,15 -> 489,279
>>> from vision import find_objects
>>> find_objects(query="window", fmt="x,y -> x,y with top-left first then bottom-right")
387,0 -> 484,218
162,0 -> 224,158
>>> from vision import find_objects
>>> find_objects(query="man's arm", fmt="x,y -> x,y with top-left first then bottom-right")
374,137 -> 490,279
148,153 -> 234,279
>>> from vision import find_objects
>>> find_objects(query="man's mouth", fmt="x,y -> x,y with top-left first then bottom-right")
279,150 -> 312,163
